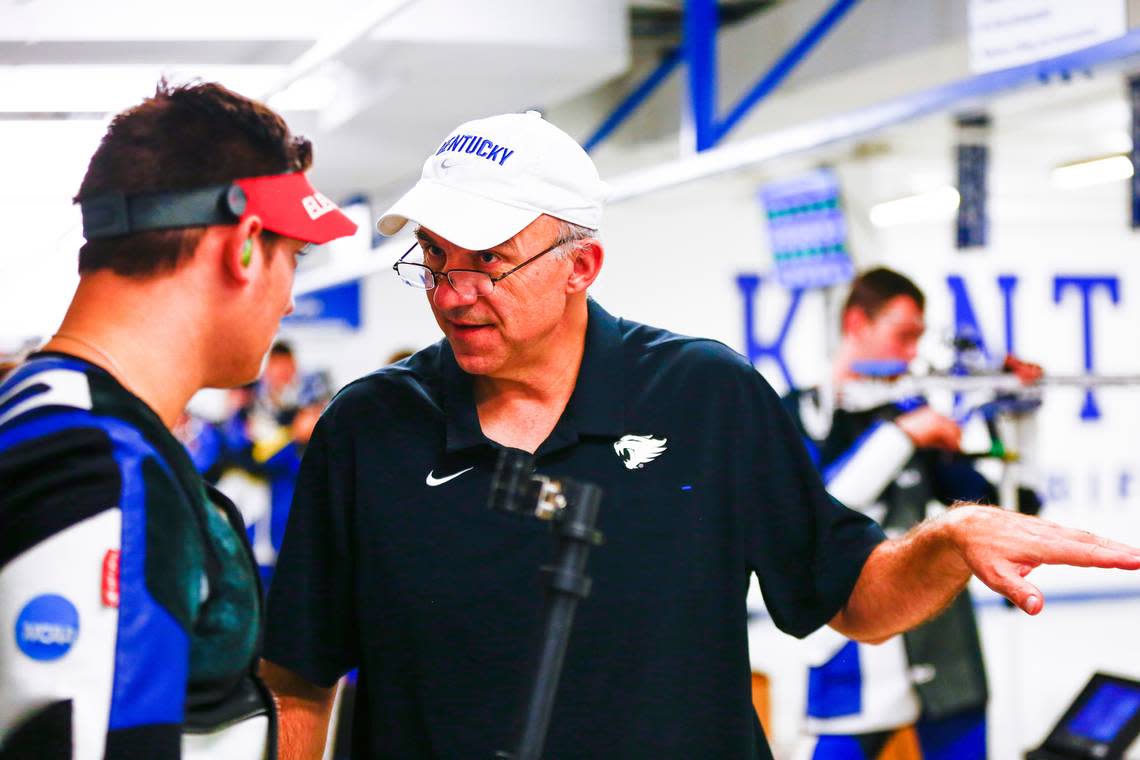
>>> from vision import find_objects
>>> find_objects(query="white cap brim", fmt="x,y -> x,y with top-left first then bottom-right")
377,179 -> 542,251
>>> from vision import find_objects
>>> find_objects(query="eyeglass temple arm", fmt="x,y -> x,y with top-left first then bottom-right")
490,238 -> 568,283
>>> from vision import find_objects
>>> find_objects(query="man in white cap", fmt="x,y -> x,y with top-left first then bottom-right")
260,111 -> 1140,760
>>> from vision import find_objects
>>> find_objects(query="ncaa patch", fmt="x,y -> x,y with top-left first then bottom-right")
15,594 -> 80,661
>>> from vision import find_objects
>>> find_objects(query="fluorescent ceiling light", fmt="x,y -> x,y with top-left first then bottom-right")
0,65 -> 328,114
1051,154 -> 1134,190
869,186 -> 961,228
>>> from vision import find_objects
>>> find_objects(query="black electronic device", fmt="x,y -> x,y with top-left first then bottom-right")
1027,673 -> 1140,760
489,450 -> 604,760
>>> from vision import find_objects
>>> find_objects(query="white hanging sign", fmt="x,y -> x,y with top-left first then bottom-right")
968,0 -> 1126,73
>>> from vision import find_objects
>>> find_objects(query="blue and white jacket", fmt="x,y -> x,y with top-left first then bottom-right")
0,354 -> 275,759
783,386 -> 990,735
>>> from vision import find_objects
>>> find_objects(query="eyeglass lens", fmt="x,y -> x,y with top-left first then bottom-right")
395,263 -> 495,297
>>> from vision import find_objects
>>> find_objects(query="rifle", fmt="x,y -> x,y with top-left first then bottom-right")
840,370 -> 1140,418
837,362 -> 1140,513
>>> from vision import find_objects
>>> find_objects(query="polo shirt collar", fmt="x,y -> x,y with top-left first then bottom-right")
441,298 -> 626,454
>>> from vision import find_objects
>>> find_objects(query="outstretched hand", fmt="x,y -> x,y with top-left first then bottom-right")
943,504 -> 1140,615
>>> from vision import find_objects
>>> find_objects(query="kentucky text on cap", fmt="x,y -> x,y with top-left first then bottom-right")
435,134 -> 515,166
80,172 -> 358,245
377,110 -> 608,251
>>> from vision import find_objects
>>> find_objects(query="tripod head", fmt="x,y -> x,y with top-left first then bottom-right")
489,450 -> 605,537
489,450 -> 568,520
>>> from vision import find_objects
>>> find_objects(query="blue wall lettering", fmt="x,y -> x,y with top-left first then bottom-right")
1046,473 -> 1071,503
736,273 -> 803,389
945,274 -> 1019,360
1053,276 -> 1121,420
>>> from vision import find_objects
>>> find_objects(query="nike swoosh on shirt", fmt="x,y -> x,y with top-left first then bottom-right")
425,467 -> 474,486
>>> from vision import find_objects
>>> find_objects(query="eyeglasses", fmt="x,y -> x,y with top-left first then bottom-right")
392,237 -> 566,297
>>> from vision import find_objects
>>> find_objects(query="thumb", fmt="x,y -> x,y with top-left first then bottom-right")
982,564 -> 1044,615
1007,578 -> 1044,615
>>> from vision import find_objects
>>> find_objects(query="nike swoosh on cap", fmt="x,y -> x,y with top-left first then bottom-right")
426,467 -> 474,486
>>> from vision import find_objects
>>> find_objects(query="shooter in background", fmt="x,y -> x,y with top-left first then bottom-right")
785,267 -> 1041,760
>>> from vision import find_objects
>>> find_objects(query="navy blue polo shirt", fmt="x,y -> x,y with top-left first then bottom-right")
265,299 -> 885,760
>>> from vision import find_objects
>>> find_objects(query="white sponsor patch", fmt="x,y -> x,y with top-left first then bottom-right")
301,192 -> 337,220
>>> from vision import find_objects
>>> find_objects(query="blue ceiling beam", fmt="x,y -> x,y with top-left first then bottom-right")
685,0 -> 720,151
584,0 -> 860,154
686,0 -> 864,151
583,47 -> 684,154
608,29 -> 1140,201
715,0 -> 862,145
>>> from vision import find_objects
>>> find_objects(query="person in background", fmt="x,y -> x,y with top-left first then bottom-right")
785,267 -> 1041,760
0,80 -> 356,759
172,410 -> 225,483
247,371 -> 330,590
215,341 -> 331,590
252,342 -> 314,431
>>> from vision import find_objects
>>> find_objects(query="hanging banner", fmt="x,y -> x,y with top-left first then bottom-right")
1130,76 -> 1140,229
968,0 -> 1126,74
956,114 -> 990,250
757,168 -> 853,291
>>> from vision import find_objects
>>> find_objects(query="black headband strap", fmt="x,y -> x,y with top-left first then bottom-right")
79,184 -> 248,240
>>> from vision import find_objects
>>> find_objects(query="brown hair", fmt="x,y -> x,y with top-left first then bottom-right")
75,80 -> 313,277
842,267 -> 925,320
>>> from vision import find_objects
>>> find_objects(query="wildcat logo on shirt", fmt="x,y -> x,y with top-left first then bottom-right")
614,434 -> 668,470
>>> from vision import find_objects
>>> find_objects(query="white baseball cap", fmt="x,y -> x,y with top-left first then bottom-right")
377,110 -> 607,250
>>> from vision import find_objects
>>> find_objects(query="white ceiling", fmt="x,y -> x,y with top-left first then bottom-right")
0,0 -> 632,344
0,0 -> 631,196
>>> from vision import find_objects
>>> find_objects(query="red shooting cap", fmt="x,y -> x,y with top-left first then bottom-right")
235,173 -> 358,244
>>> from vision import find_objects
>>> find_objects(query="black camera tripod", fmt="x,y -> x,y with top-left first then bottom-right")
489,450 -> 605,760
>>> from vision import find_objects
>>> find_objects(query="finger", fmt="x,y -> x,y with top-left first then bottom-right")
1037,538 -> 1140,570
981,565 -> 1043,615
1022,587 -> 1043,615
1019,517 -> 1140,556
1027,524 -> 1140,567
1081,531 -> 1140,558
1053,525 -> 1140,558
